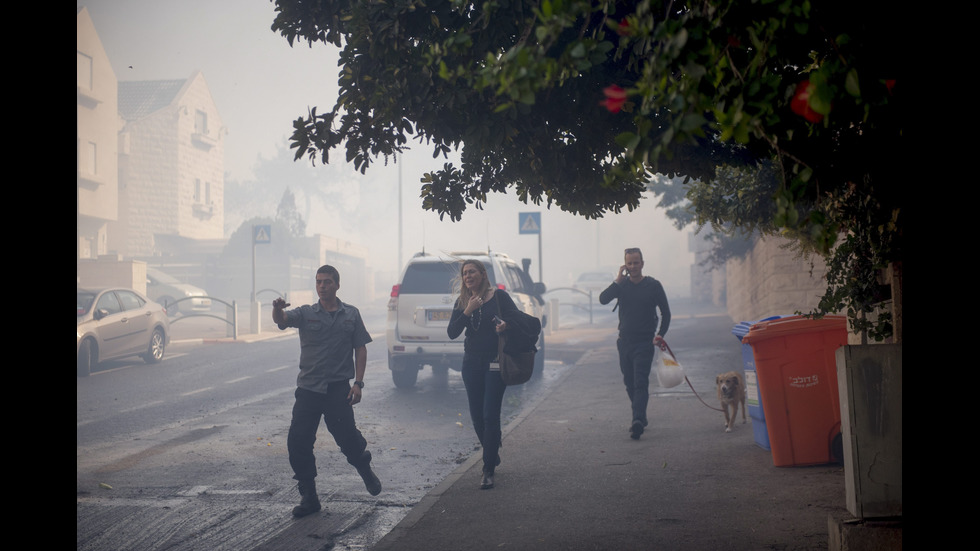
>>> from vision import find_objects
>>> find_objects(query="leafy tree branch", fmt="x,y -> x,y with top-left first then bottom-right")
271,0 -> 902,339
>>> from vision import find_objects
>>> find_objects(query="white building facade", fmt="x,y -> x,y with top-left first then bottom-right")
112,71 -> 225,257
77,7 -> 119,260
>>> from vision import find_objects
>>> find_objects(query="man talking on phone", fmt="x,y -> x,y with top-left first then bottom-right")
599,248 -> 671,440
272,265 -> 382,518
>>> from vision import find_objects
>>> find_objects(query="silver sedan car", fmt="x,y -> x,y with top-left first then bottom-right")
146,267 -> 211,316
77,288 -> 170,377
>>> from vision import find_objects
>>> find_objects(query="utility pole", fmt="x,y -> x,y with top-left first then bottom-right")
397,156 -> 403,274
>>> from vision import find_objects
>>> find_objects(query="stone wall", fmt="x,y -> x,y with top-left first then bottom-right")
115,105 -> 178,256
725,236 -> 830,324
78,256 -> 147,295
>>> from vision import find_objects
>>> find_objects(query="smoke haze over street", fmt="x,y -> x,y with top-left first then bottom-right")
80,0 -> 698,294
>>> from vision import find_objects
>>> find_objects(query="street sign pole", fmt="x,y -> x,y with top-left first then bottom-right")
251,225 -> 272,334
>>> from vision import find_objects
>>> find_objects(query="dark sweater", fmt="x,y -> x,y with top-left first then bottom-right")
598,276 -> 671,340
447,290 -> 520,358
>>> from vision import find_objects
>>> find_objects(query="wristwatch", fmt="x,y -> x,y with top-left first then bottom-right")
353,380 -> 364,389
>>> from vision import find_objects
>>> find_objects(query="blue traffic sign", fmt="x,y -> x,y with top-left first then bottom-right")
519,212 -> 541,234
253,225 -> 271,244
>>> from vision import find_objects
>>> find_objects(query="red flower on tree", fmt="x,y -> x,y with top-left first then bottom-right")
790,80 -> 824,123
601,84 -> 627,113
615,18 -> 630,36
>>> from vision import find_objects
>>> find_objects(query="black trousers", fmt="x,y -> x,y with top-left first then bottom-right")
461,352 -> 506,473
287,384 -> 368,481
617,338 -> 655,425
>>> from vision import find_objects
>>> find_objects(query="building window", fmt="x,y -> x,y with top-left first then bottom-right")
192,179 -> 215,218
85,141 -> 97,175
77,51 -> 93,90
191,109 -> 217,149
195,110 -> 208,136
77,139 -> 101,188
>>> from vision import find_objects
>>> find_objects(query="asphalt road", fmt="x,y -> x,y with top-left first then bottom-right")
77,303 -> 608,551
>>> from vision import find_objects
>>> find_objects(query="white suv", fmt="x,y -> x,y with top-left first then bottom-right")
386,251 -> 547,388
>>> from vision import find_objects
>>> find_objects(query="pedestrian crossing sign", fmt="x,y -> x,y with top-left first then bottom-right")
253,225 -> 271,244
519,212 -> 541,234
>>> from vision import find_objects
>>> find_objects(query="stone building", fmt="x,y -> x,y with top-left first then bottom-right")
111,70 -> 225,258
77,7 -> 118,260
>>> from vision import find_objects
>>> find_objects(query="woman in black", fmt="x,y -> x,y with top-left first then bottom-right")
447,259 -> 519,489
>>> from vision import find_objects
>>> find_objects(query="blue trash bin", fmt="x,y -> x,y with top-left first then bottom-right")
732,316 -> 786,450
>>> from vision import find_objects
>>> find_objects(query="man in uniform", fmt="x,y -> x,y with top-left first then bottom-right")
272,265 -> 382,517
599,248 -> 671,440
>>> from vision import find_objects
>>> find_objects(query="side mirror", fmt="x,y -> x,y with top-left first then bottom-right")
533,282 -> 547,305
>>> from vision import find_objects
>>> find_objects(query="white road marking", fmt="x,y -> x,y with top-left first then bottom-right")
87,353 -> 187,376
118,400 -> 165,414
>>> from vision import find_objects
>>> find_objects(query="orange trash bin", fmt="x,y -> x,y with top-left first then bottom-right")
741,315 -> 847,467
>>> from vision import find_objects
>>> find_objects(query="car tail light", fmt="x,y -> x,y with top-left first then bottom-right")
388,284 -> 400,311
497,284 -> 506,290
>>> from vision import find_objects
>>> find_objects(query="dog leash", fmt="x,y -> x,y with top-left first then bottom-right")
657,340 -> 724,413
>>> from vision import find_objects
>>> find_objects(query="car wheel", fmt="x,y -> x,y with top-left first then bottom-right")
392,368 -> 419,388
160,296 -> 178,317
77,339 -> 95,377
143,328 -> 166,364
389,352 -> 420,388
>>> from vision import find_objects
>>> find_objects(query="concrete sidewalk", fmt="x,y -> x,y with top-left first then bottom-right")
372,307 -> 849,551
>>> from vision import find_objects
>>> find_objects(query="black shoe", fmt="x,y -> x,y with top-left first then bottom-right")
350,451 -> 382,496
480,471 -> 495,490
292,480 -> 321,518
630,420 -> 644,440
357,463 -> 382,496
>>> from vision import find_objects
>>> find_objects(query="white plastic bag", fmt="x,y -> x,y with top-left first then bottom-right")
655,343 -> 685,388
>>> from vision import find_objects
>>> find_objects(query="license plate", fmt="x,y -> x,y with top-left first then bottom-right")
427,309 -> 451,321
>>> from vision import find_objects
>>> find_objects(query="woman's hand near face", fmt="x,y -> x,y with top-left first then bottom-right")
464,294 -> 484,316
